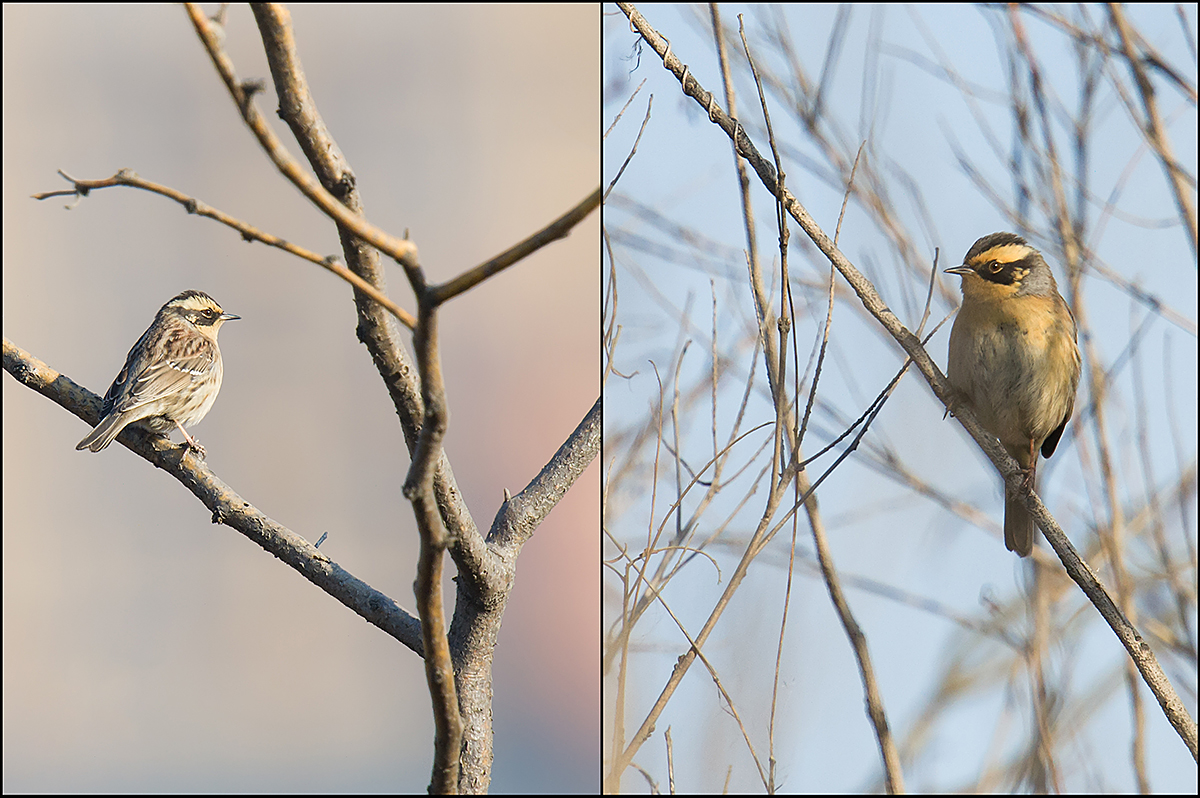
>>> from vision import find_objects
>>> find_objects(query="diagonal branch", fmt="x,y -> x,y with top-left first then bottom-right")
3,336 -> 424,655
32,168 -> 417,330
452,396 -> 601,792
433,187 -> 601,303
490,396 -> 602,557
183,3 -> 419,269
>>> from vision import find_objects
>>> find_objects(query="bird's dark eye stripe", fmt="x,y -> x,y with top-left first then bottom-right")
968,255 -> 1024,285
977,252 -> 1034,271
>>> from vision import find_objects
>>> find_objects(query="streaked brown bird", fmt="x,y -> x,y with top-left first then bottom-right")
76,290 -> 239,458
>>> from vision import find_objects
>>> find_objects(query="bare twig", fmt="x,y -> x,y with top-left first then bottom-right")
32,169 -> 417,329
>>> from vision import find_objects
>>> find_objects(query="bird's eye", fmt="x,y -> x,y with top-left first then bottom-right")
987,260 -> 1003,274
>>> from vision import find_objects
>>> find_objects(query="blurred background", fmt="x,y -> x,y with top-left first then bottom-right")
603,4 -> 1195,793
4,5 -> 597,792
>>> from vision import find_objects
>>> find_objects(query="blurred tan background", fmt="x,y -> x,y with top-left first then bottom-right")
3,5 -> 598,792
